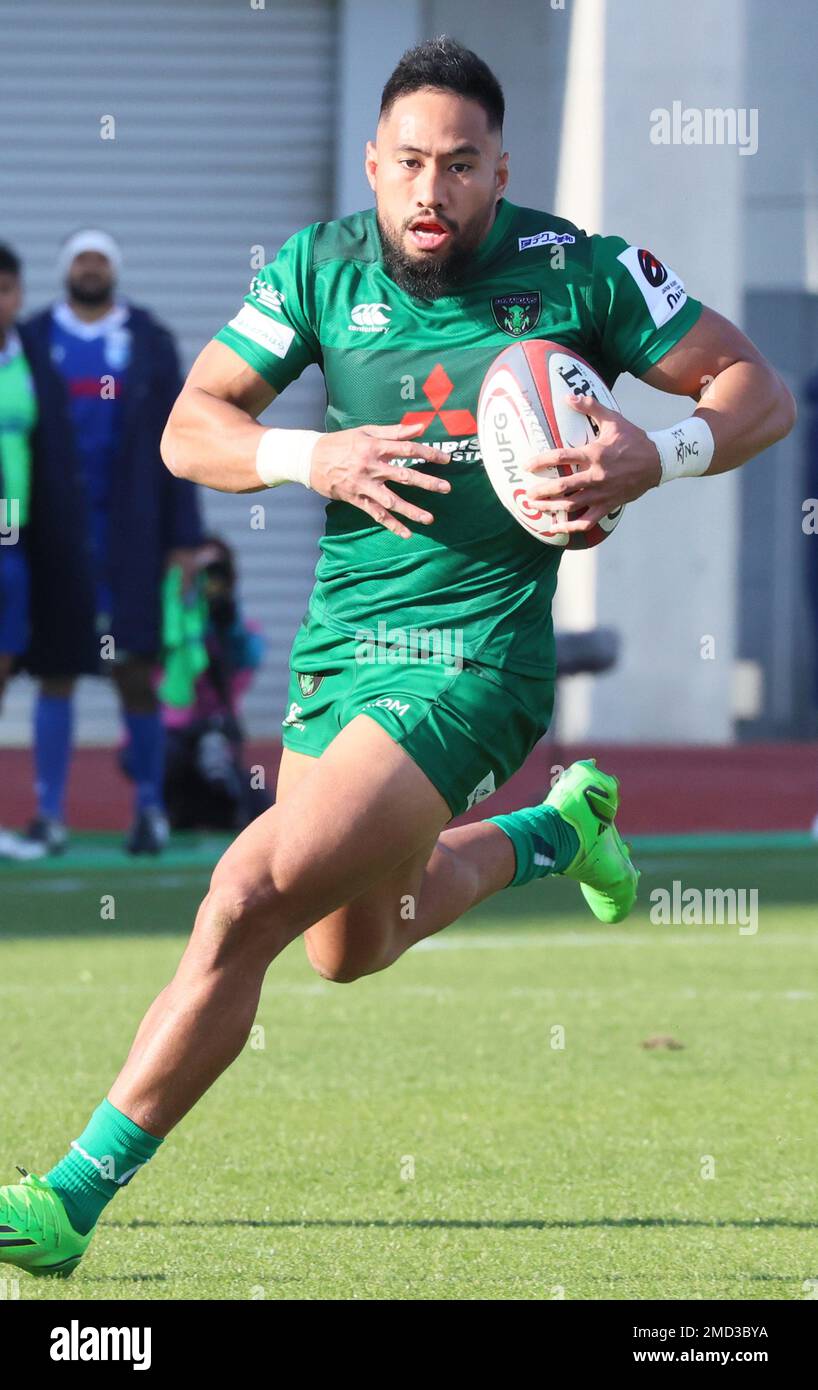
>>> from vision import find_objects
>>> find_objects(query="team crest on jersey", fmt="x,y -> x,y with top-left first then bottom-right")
491,291 -> 542,337
297,671 -> 325,698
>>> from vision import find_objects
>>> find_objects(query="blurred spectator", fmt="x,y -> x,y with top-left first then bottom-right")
18,229 -> 202,856
147,537 -> 270,831
807,372 -> 818,837
0,243 -> 43,860
0,246 -> 44,861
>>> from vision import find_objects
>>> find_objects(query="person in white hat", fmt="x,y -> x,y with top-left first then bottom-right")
18,229 -> 203,856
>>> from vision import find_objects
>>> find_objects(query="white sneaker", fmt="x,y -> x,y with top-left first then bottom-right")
0,828 -> 47,861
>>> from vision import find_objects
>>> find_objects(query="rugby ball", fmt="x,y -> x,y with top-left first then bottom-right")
476,339 -> 624,549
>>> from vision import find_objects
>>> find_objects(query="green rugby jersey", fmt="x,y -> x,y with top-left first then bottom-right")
0,331 -> 37,531
215,198 -> 701,675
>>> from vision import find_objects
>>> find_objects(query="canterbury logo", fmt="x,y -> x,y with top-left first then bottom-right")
350,302 -> 391,328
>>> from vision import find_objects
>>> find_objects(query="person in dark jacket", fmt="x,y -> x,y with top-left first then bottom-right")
807,373 -> 818,837
18,229 -> 203,855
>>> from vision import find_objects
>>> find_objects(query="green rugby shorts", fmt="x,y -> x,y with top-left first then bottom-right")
281,612 -> 555,819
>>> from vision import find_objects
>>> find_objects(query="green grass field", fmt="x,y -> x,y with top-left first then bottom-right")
1,835 -> 816,1301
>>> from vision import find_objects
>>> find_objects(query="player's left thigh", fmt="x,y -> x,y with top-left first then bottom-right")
209,714 -> 450,943
300,657 -> 555,977
276,742 -> 438,979
275,745 -> 322,802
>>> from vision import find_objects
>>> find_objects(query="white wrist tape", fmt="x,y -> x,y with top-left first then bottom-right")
255,428 -> 321,489
648,416 -> 715,484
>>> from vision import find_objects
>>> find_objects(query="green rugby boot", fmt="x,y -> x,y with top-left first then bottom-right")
0,1169 -> 92,1277
546,759 -> 639,923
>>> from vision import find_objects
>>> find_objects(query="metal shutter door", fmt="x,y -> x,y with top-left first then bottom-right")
0,0 -> 336,745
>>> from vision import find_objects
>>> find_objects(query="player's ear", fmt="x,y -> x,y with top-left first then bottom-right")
365,140 -> 378,192
496,151 -> 509,198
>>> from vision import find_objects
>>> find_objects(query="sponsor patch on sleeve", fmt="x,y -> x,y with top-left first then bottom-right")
518,230 -> 577,251
616,245 -> 688,328
227,303 -> 296,359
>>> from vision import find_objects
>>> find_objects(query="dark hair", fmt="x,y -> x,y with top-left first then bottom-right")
379,36 -> 504,134
0,243 -> 21,278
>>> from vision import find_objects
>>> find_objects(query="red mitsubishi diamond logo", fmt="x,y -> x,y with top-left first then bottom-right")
400,363 -> 478,433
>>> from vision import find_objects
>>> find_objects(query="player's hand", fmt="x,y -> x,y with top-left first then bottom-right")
310,423 -> 451,539
524,394 -> 662,534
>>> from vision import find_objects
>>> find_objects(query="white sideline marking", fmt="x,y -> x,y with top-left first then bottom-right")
503,985 -> 814,1000
8,876 -> 86,893
0,979 -> 813,1003
415,931 -> 813,950
5,871 -> 203,893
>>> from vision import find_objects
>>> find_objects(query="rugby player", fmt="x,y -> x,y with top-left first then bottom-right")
0,38 -> 795,1275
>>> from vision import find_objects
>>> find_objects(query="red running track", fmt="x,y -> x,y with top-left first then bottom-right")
1,741 -> 816,834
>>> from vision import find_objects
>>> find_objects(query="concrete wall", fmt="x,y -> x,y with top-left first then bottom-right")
736,1 -> 818,736
336,0 -> 571,215
743,0 -> 818,295
566,0 -> 746,742
335,0 -> 426,218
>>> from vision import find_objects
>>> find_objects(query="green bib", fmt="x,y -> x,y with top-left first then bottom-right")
0,340 -> 37,531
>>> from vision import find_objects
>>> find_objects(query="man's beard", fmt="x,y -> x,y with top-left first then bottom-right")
377,210 -> 490,301
68,277 -> 114,307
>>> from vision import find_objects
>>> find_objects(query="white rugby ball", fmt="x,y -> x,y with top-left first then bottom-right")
477,338 -> 625,549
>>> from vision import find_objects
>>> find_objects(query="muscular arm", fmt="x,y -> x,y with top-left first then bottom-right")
527,305 -> 797,529
160,339 -> 452,534
161,340 -> 277,493
640,305 -> 797,475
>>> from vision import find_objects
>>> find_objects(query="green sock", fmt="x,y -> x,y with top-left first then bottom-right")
489,804 -> 580,886
45,1098 -> 163,1235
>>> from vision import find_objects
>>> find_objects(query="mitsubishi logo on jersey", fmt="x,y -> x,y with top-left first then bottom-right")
400,363 -> 478,434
